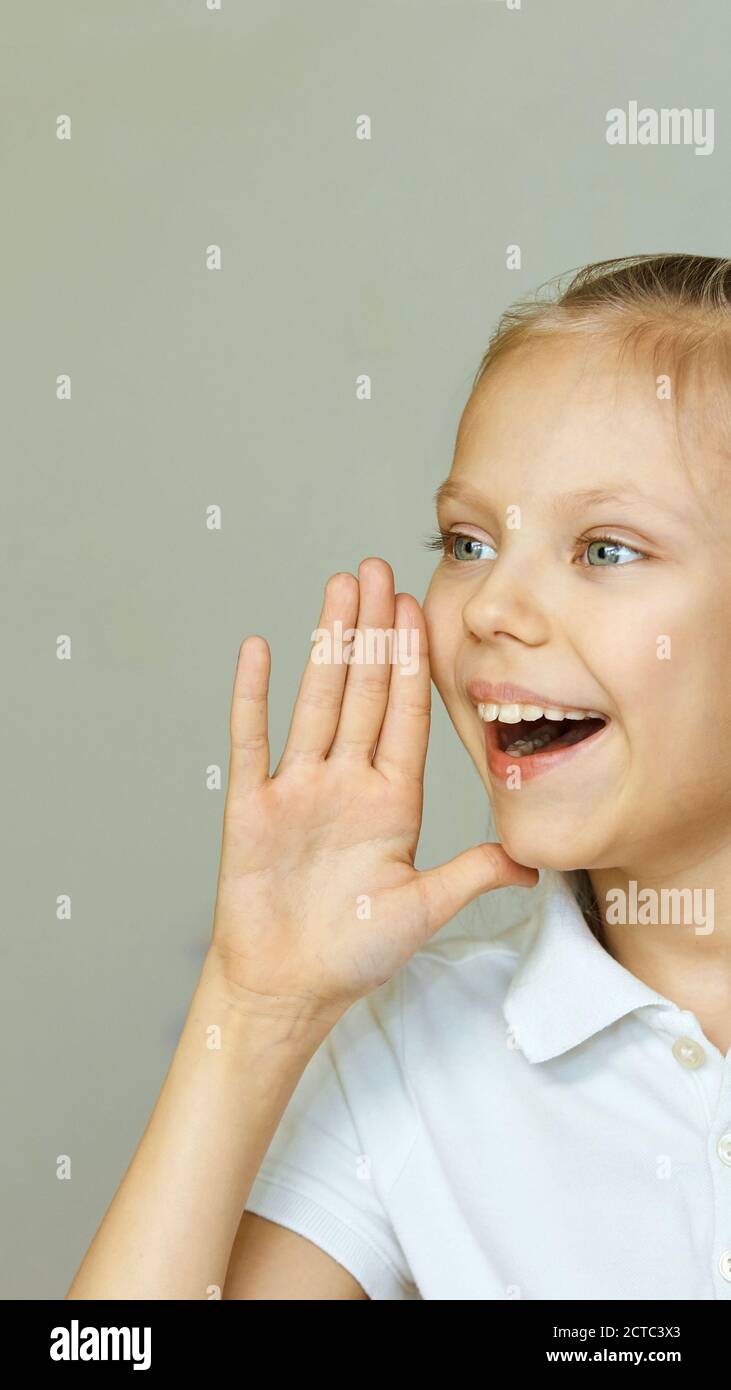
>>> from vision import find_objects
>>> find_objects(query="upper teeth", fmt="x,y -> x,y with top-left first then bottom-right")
477,702 -> 604,723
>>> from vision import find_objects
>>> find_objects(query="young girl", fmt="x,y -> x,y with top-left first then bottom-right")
67,254 -> 731,1301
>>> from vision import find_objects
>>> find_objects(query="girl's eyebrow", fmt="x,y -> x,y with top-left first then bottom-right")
433,480 -> 493,511
434,479 -> 686,523
550,484 -> 687,523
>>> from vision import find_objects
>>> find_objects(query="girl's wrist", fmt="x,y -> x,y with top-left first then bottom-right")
197,945 -> 342,1055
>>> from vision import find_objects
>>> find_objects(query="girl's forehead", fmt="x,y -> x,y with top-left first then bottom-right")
464,339 -> 667,430
466,332 -> 728,443
450,372 -> 728,533
453,339 -> 726,513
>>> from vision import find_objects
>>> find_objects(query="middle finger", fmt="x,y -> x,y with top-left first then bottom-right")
327,556 -> 396,763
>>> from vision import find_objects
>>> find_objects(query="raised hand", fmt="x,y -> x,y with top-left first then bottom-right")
210,557 -> 538,1026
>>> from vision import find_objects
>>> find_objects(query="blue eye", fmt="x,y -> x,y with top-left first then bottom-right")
452,534 -> 497,562
423,528 -> 497,561
583,537 -> 644,566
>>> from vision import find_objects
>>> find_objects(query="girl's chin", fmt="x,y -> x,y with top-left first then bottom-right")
495,821 -> 608,874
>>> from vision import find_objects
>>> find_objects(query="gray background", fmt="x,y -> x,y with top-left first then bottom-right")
2,0 -> 727,1297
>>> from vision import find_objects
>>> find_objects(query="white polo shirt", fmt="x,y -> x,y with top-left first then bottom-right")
244,869 -> 731,1300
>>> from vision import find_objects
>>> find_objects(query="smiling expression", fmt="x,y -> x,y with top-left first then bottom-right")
422,334 -> 731,874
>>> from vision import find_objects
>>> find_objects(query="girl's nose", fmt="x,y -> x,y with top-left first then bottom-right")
461,566 -> 551,648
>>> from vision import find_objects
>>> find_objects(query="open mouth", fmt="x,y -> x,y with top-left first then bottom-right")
495,714 -> 607,758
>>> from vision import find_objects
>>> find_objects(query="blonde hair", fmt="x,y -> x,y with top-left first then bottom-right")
563,868 -> 605,945
471,253 -> 731,460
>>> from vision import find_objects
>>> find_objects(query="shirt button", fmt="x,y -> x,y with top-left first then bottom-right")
719,1250 -> 731,1282
717,1132 -> 731,1166
671,1036 -> 705,1069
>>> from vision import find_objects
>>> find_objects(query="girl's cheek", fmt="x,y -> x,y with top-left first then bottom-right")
587,596 -> 695,732
423,587 -> 455,660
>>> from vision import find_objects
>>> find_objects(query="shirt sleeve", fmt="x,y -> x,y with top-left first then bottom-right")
243,986 -> 419,1301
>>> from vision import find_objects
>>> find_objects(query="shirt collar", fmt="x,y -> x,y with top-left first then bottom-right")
502,869 -> 674,1063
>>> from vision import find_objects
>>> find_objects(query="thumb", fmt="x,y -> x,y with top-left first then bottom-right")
415,842 -> 539,943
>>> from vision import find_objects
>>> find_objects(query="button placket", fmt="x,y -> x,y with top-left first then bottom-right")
655,1012 -> 724,1125
643,1007 -> 731,1293
655,1014 -> 731,1294
709,1056 -> 731,1296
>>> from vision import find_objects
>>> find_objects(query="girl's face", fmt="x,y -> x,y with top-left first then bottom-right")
423,335 -> 731,874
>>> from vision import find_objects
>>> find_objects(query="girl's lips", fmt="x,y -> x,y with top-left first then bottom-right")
482,712 -> 611,783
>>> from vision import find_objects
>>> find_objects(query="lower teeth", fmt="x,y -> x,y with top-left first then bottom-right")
503,720 -> 599,757
504,730 -> 556,756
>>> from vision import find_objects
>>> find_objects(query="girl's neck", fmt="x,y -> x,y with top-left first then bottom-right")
585,856 -> 731,1058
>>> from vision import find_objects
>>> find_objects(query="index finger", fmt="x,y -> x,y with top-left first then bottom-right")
372,593 -> 430,783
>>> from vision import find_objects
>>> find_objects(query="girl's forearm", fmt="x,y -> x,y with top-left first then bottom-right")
65,949 -> 337,1300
